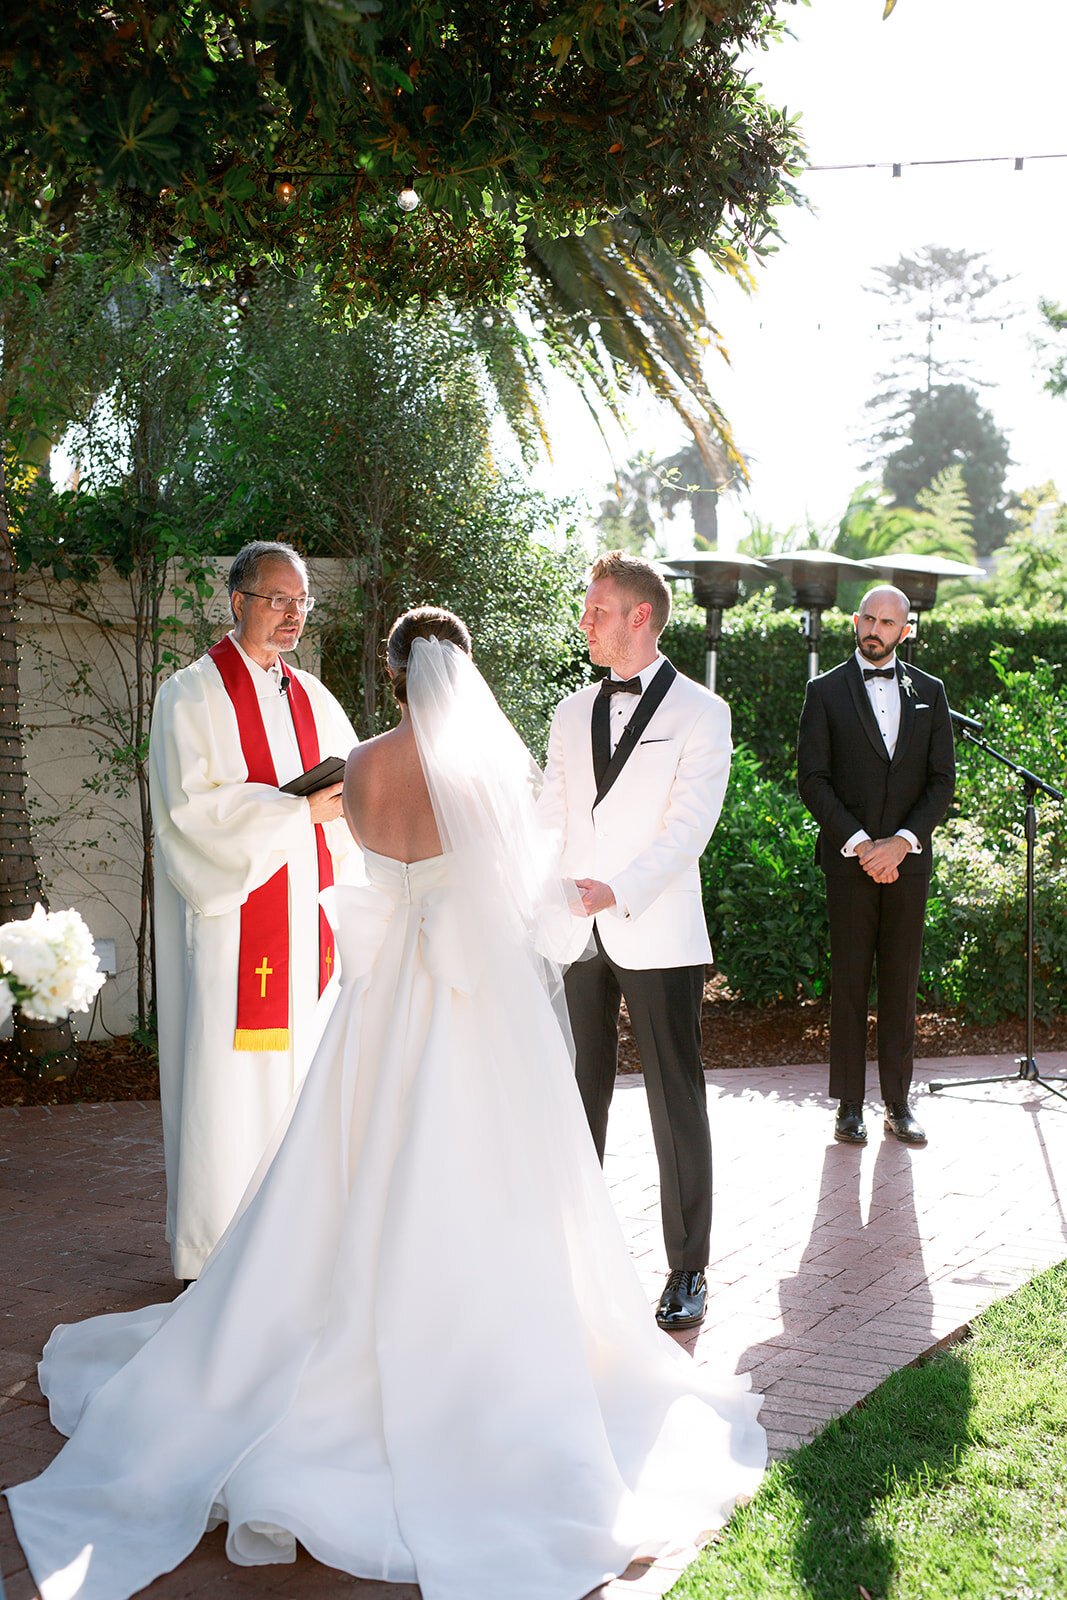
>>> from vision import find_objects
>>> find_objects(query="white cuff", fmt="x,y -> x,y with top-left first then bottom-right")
842,830 -> 871,858
896,829 -> 921,854
607,883 -> 630,920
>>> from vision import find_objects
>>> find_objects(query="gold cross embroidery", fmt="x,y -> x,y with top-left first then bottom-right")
324,946 -> 333,979
255,957 -> 273,999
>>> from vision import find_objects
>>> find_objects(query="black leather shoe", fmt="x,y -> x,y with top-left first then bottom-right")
655,1269 -> 707,1331
884,1100 -> 927,1144
834,1100 -> 867,1144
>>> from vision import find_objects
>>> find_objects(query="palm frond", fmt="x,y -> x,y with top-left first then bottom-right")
465,221 -> 751,484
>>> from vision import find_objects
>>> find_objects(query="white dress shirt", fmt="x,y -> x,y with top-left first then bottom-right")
607,655 -> 665,753
842,650 -> 921,859
603,655 -> 666,916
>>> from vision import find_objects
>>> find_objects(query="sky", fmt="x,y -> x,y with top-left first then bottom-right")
540,0 -> 1067,554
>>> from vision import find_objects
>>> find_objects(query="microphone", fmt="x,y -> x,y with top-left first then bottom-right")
949,707 -> 983,733
279,673 -> 290,696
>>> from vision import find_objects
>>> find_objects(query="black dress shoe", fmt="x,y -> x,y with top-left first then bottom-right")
834,1100 -> 867,1144
655,1270 -> 707,1331
884,1100 -> 927,1144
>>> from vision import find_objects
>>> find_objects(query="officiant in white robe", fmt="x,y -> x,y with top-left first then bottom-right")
149,542 -> 360,1281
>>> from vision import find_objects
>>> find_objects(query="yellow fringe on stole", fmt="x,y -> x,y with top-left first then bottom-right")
233,1027 -> 291,1053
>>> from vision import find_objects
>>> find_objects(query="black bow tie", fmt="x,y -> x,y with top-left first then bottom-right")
863,667 -> 896,681
600,676 -> 642,697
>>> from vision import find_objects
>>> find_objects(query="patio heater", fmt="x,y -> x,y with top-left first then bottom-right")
860,552 -> 986,662
759,550 -> 870,679
659,552 -> 776,692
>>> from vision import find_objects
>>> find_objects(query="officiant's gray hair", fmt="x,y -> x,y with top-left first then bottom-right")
387,607 -> 472,704
590,550 -> 671,637
227,541 -> 308,618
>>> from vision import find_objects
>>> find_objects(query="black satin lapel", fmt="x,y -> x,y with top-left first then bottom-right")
593,660 -> 678,809
846,658 -> 891,763
892,666 -> 917,766
591,691 -> 611,789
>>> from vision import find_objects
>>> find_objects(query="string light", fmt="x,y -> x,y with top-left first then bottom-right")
397,185 -> 420,212
743,317 -> 1017,335
807,151 -> 1067,174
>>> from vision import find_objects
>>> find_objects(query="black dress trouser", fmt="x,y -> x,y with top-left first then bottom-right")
564,927 -> 711,1271
825,870 -> 930,1104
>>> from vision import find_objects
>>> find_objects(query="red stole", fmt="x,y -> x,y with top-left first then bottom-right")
208,635 -> 336,1052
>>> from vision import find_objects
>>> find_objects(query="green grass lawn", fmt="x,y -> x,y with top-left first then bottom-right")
673,1263 -> 1067,1600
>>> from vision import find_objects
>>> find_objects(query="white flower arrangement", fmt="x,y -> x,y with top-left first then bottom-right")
0,905 -> 106,1027
900,670 -> 916,699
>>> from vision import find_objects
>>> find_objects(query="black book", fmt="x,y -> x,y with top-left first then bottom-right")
279,756 -> 347,797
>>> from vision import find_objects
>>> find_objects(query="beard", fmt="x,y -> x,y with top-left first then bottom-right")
856,631 -> 897,662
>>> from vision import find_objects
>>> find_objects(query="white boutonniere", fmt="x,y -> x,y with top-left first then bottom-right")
900,670 -> 915,699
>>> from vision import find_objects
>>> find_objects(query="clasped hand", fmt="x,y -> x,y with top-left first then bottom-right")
574,878 -> 616,916
855,836 -> 909,884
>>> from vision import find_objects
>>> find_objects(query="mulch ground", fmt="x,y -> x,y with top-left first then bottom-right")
3,983 -> 1065,1106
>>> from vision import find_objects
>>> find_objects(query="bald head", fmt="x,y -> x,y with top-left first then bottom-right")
854,585 -> 912,665
858,585 -> 909,625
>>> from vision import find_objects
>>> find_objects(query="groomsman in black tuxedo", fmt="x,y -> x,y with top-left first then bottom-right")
797,585 -> 955,1146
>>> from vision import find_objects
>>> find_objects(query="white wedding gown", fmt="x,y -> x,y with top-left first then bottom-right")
8,845 -> 765,1600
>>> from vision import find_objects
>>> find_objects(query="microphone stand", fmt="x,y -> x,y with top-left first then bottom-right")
929,716 -> 1066,1103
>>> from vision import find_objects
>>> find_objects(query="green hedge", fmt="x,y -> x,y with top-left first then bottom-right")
922,824 -> 1067,1023
663,599 -> 1067,782
700,744 -> 829,1005
951,655 -> 1067,866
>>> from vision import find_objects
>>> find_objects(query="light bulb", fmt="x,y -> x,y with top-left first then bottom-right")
397,187 -> 420,212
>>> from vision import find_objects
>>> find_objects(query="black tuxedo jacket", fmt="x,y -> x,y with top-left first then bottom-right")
796,656 -> 955,877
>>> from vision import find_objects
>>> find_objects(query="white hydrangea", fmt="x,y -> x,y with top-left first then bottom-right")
0,906 -> 59,990
0,905 -> 106,1022
0,976 -> 14,1029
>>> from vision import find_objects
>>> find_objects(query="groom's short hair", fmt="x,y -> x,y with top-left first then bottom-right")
590,551 -> 671,637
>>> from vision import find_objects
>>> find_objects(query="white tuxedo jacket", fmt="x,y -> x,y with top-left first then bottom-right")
539,666 -> 732,969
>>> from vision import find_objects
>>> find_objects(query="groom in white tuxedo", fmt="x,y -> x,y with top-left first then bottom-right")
540,551 -> 732,1330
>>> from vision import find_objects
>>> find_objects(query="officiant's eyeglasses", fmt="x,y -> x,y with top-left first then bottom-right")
238,591 -> 316,615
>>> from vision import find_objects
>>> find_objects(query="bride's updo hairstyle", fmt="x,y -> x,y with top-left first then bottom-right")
386,606 -> 472,704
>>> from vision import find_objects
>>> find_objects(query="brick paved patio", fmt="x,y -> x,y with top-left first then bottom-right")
2,1052 -> 1066,1599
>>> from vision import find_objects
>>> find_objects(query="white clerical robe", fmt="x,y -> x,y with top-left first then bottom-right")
149,635 -> 360,1280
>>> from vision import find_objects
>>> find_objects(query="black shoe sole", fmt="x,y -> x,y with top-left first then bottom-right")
656,1311 -> 707,1331
834,1129 -> 867,1144
885,1125 -> 927,1144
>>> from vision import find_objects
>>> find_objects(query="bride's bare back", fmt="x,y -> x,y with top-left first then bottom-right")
342,717 -> 443,863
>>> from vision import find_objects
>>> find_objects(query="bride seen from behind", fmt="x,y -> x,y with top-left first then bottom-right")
6,607 -> 766,1600
341,607 -> 467,866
